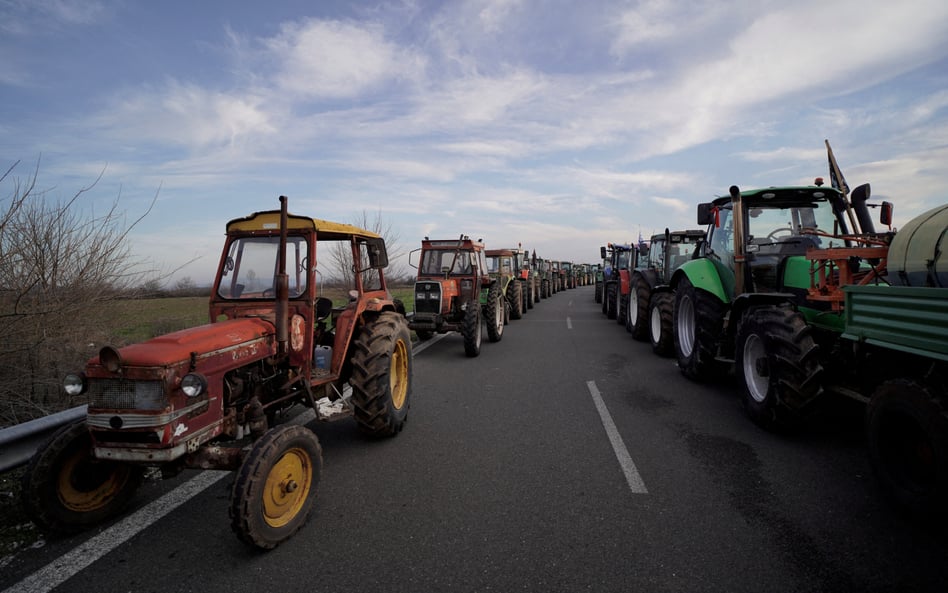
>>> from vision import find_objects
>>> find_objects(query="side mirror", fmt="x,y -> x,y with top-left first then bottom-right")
366,238 -> 388,268
600,246 -> 607,259
697,203 -> 714,225
408,248 -> 421,269
880,201 -> 894,226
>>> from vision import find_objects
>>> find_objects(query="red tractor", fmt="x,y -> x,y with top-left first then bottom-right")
408,236 -> 505,357
22,197 -> 412,549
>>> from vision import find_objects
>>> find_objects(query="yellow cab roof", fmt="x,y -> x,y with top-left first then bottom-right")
226,210 -> 381,240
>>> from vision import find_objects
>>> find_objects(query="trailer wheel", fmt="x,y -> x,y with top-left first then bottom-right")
485,283 -> 505,342
21,421 -> 144,533
509,280 -> 523,320
628,276 -> 650,340
736,306 -> 822,430
351,311 -> 413,436
649,292 -> 674,356
674,276 -> 725,381
230,424 -> 322,549
866,379 -> 948,519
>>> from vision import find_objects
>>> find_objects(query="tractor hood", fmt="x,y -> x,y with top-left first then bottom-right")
94,317 -> 276,368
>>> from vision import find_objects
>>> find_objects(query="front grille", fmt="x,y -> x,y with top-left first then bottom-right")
92,429 -> 162,444
89,379 -> 167,410
414,281 -> 442,315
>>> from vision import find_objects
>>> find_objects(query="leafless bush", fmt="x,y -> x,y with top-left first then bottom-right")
0,160 -> 157,426
327,209 -> 408,291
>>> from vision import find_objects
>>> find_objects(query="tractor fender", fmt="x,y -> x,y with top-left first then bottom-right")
671,259 -> 728,303
720,292 -> 799,359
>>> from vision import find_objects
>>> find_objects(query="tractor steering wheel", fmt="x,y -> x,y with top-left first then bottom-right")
766,227 -> 793,241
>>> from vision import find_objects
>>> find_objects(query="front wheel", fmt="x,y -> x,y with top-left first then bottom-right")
866,378 -> 948,519
736,306 -> 822,430
629,276 -> 650,340
509,280 -> 523,320
462,301 -> 482,357
485,283 -> 505,342
21,421 -> 144,533
649,292 -> 674,356
350,311 -> 413,436
230,425 -> 322,549
605,284 -> 617,319
673,276 -> 725,381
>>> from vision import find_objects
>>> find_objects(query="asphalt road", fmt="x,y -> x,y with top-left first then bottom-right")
2,285 -> 947,593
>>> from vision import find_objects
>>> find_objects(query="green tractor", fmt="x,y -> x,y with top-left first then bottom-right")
486,248 -> 525,321
627,229 -> 705,355
671,180 -> 894,427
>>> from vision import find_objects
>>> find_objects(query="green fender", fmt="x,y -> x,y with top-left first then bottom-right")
672,258 -> 729,303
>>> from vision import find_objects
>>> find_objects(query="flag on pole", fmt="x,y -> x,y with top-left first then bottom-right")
825,139 -> 850,195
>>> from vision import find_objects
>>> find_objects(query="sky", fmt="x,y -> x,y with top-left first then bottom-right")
2,0 -> 948,285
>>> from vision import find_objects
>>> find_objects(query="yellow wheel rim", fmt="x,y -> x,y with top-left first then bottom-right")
57,449 -> 127,512
390,338 -> 409,410
263,448 -> 313,528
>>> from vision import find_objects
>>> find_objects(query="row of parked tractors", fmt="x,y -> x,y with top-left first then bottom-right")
19,206 -> 600,551
594,144 -> 948,521
405,237 -> 592,357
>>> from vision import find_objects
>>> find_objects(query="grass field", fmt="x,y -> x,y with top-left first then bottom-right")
107,286 -> 415,344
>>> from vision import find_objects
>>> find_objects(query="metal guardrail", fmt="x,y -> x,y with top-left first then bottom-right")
0,405 -> 87,473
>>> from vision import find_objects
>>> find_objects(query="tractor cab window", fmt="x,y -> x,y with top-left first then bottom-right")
708,206 -> 735,267
218,236 -> 308,299
647,239 -> 665,270
356,240 -> 383,291
746,203 -> 834,250
421,250 -> 472,275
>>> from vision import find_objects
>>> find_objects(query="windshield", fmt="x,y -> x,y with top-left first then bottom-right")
421,249 -> 472,275
746,202 -> 839,247
217,236 -> 308,299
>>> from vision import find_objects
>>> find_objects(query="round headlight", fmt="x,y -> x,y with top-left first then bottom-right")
99,346 -> 122,373
63,373 -> 87,396
180,373 -> 207,398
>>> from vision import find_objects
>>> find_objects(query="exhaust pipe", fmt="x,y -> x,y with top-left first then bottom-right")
276,196 -> 290,357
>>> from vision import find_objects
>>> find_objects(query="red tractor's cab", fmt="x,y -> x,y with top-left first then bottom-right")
408,236 -> 504,356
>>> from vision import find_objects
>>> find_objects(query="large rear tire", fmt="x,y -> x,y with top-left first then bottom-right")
21,421 -> 144,534
350,311 -> 412,436
674,276 -> 725,381
485,283 -> 505,342
649,292 -> 675,356
866,378 -> 948,519
595,281 -> 602,303
230,425 -> 322,549
736,305 -> 822,430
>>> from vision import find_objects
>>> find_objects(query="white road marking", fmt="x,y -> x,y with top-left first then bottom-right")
566,317 -> 573,329
586,380 -> 649,494
4,470 -> 229,593
412,331 -> 449,355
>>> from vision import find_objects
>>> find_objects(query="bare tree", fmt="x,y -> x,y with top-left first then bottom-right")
0,159 -> 158,425
326,209 -> 408,290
